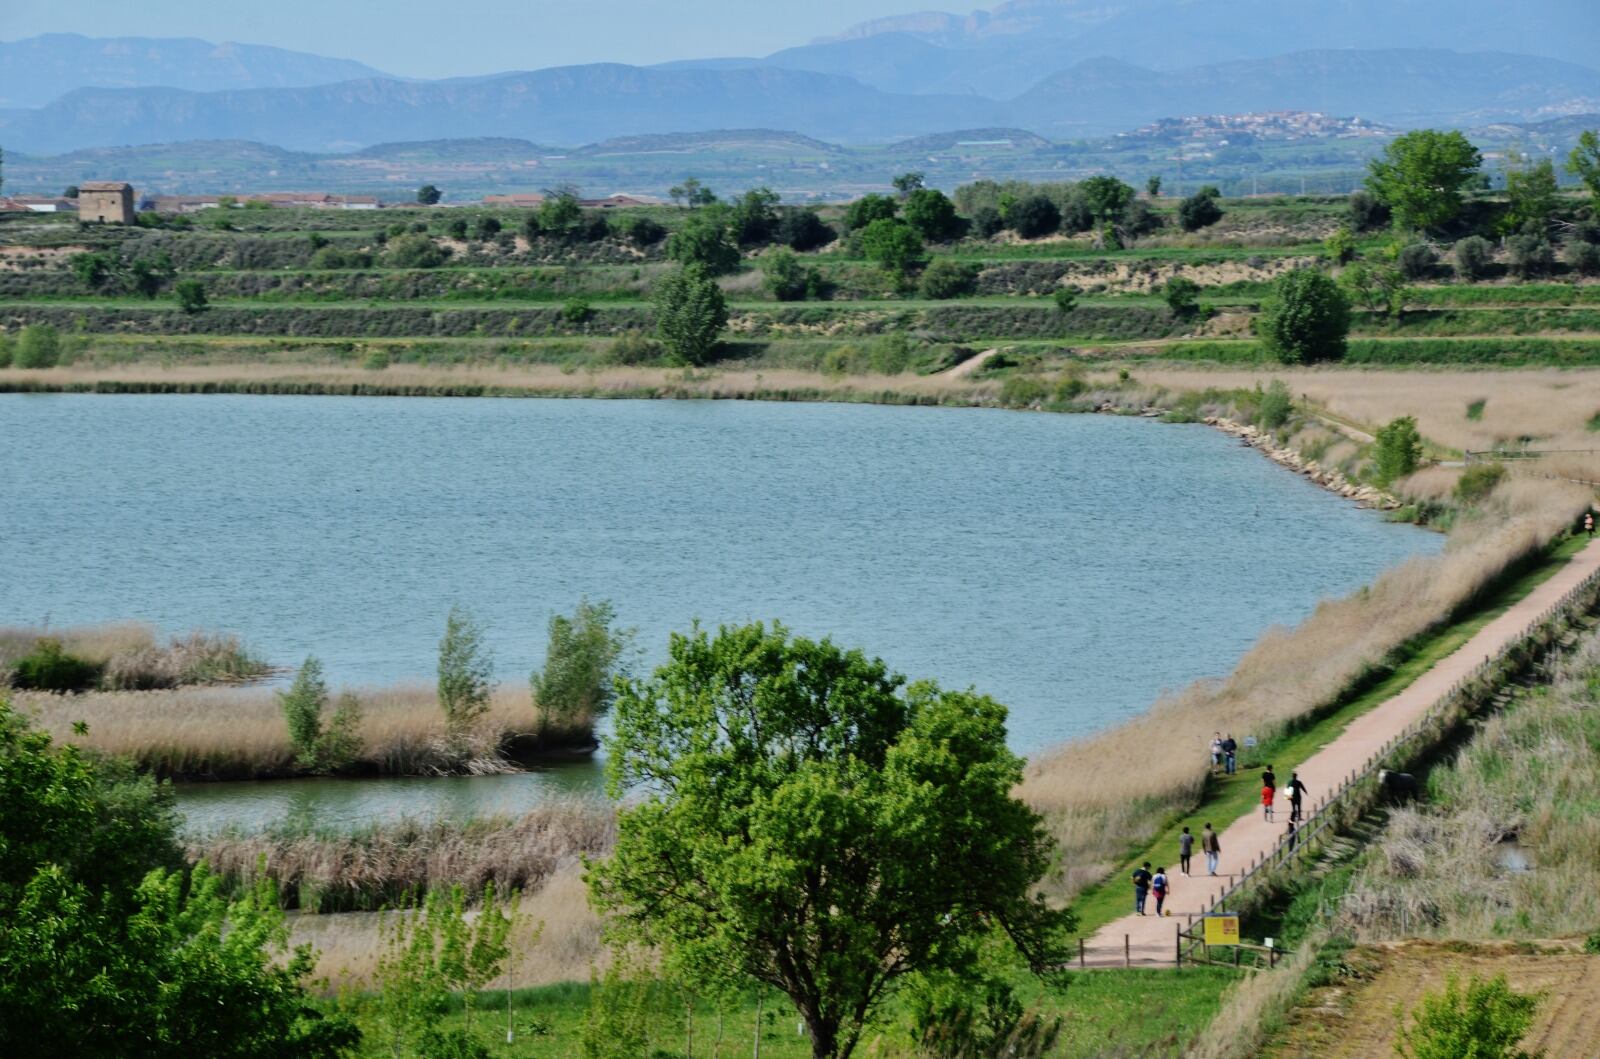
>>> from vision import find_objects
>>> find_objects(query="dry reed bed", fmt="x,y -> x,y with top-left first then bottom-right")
14,682 -> 580,778
1018,478 -> 1593,900
193,801 -> 616,912
1337,624 -> 1600,940
0,621 -> 268,689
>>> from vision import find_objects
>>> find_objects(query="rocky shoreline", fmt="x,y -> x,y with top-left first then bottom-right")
1204,415 -> 1398,509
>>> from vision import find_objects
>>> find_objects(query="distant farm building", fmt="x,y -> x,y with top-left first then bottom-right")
78,182 -> 136,223
483,193 -> 546,208
151,193 -> 382,213
2,196 -> 75,213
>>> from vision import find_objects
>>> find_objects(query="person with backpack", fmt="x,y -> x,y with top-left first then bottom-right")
1151,866 -> 1170,916
1201,823 -> 1221,875
1178,826 -> 1194,875
1132,861 -> 1153,915
1261,780 -> 1275,822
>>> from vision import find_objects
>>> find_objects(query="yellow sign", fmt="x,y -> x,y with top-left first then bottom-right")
1204,915 -> 1241,946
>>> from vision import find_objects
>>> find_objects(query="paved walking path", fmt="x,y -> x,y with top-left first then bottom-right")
1079,538 -> 1600,968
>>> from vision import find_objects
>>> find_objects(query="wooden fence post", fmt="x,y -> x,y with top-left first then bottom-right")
1124,934 -> 1130,969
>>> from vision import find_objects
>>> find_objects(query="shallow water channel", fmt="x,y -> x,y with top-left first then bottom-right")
0,394 -> 1443,832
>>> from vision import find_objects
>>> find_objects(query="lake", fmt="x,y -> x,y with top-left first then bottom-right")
0,393 -> 1441,830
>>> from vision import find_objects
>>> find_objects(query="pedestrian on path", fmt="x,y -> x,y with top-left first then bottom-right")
1262,764 -> 1276,792
1152,867 -> 1170,916
1288,771 -> 1309,823
1201,823 -> 1221,875
1222,733 -> 1238,775
1261,781 -> 1275,822
1210,733 -> 1223,773
1285,818 -> 1298,853
1586,512 -> 1595,538
1179,826 -> 1194,875
1132,862 -> 1153,915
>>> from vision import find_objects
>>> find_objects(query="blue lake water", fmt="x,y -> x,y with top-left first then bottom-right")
0,394 -> 1441,829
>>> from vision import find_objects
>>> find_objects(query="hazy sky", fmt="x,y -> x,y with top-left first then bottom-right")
2,0 -> 935,78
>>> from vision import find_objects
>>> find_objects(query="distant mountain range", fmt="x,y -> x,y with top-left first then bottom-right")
0,48 -> 1593,154
1,0 -> 1599,156
0,33 -> 390,109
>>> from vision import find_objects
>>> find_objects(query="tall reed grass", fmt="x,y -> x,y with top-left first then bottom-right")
0,621 -> 268,690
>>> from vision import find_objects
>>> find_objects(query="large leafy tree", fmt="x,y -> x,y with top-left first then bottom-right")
653,265 -> 728,365
1568,129 -> 1600,206
665,204 -> 742,275
1257,268 -> 1351,365
1365,129 -> 1482,232
858,217 -> 927,282
1501,152 -> 1558,235
902,188 -> 964,242
587,623 -> 1068,1059
0,699 -> 356,1057
1078,175 -> 1135,225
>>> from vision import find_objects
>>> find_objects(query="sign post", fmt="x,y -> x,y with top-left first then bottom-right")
1203,915 -> 1240,947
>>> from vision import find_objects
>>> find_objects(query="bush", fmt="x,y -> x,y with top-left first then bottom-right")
1163,276 -> 1202,317
173,279 -> 208,314
844,194 -> 898,231
1257,268 -> 1351,365
1053,286 -> 1078,314
858,218 -> 927,281
1257,379 -> 1292,429
762,248 -> 818,302
0,336 -> 12,368
1564,240 -> 1600,276
562,298 -> 594,325
362,349 -> 391,371
665,207 -> 741,275
606,330 -> 663,365
1453,236 -> 1494,280
775,207 -> 833,251
1177,186 -> 1224,231
1008,195 -> 1061,239
530,599 -> 633,737
385,234 -> 449,269
617,215 -> 667,247
1395,973 -> 1540,1059
277,657 -> 361,773
1348,189 -> 1390,232
13,323 -> 60,368
969,206 -> 1004,238
918,258 -> 979,300
1372,416 -> 1423,486
1506,234 -> 1555,278
1454,462 -> 1506,503
11,638 -> 100,692
1397,242 -> 1438,279
903,189 -> 965,242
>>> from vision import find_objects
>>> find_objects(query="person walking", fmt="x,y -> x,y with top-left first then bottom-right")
1132,862 -> 1153,915
1222,733 -> 1238,775
1262,764 -> 1276,793
1152,867 -> 1170,916
1586,512 -> 1595,538
1288,771 -> 1309,823
1285,818 -> 1298,853
1179,826 -> 1194,875
1201,823 -> 1221,875
1209,733 -> 1223,773
1261,780 -> 1275,822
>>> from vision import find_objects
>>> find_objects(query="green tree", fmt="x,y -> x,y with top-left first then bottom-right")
1340,261 -> 1407,317
1257,268 -> 1351,364
1079,175 -> 1135,225
1052,286 -> 1078,314
438,605 -> 493,749
653,265 -> 728,366
174,278 -> 209,314
384,234 -> 449,269
1372,416 -> 1423,486
731,186 -> 781,246
776,206 -> 834,251
892,172 -> 926,196
1177,185 -> 1224,231
71,251 -> 117,290
14,323 -> 61,367
530,598 -> 634,736
587,622 -> 1069,1059
1256,379 -> 1293,430
1501,153 -> 1558,235
1007,195 -> 1060,239
918,257 -> 978,299
665,205 -> 741,275
843,193 -> 898,231
1395,973 -> 1540,1059
127,253 -> 175,298
763,248 -> 822,302
669,177 -> 717,208
277,657 -> 362,773
416,184 -> 442,205
1567,129 -> 1600,206
1323,225 -> 1358,264
0,699 -> 357,1057
1163,276 -> 1202,317
1452,235 -> 1495,280
1146,174 -> 1162,197
538,187 -> 584,233
902,188 -> 964,241
1365,129 -> 1482,232
859,217 -> 927,282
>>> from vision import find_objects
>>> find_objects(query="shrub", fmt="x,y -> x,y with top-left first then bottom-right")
844,193 -> 898,231
362,349 -> 391,371
1466,398 -> 1486,421
1163,276 -> 1202,317
13,323 -> 60,368
1257,268 -> 1351,365
1564,240 -> 1600,276
969,206 -> 1004,238
1454,462 -> 1506,504
1394,973 -> 1540,1059
606,330 -> 663,365
1506,234 -> 1555,278
1257,379 -> 1292,429
437,605 -> 493,749
1397,242 -> 1437,279
617,215 -> 667,247
1177,186 -> 1224,231
1453,236 -> 1494,280
918,258 -> 979,299
1324,226 -> 1357,264
561,298 -> 593,325
1372,416 -> 1423,486
173,279 -> 208,314
1348,189 -> 1390,232
0,336 -> 12,368
530,599 -> 633,737
1053,286 -> 1078,314
776,207 -> 834,251
1008,195 -> 1061,239
11,638 -> 100,692
762,248 -> 815,302
665,207 -> 741,275
903,189 -> 965,242
277,656 -> 362,773
385,234 -> 450,269
858,218 -> 927,281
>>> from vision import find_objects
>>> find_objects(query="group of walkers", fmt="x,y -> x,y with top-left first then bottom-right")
1131,752 -> 1315,916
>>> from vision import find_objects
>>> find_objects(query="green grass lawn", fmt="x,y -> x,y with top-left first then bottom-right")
1064,533 -> 1589,943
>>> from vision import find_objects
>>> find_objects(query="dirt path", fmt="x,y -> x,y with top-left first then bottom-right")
1079,538 -> 1600,968
938,348 -> 999,378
